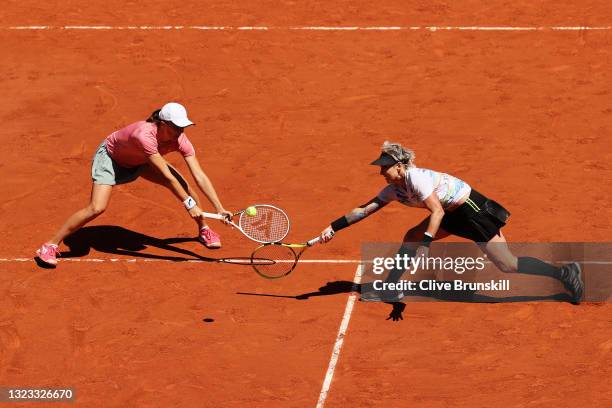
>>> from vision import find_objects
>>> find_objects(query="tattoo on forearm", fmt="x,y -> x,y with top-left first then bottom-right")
346,208 -> 367,224
346,200 -> 383,224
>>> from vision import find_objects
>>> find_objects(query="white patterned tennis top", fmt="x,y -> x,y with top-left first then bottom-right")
377,167 -> 471,209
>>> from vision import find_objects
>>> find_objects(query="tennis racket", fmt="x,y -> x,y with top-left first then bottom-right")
201,204 -> 290,243
250,236 -> 323,279
215,256 -> 276,266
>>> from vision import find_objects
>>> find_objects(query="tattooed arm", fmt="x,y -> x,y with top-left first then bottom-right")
346,197 -> 387,224
319,197 -> 388,242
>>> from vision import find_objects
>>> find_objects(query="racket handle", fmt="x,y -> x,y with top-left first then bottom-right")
307,236 -> 322,246
200,212 -> 226,220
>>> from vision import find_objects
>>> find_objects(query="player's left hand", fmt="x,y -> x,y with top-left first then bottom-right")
218,209 -> 233,225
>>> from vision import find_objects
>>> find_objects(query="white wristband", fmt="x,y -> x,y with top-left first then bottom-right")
183,196 -> 197,210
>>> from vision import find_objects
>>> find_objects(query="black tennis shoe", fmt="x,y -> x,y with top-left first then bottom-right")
559,262 -> 584,304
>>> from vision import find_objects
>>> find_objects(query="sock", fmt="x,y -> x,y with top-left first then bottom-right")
517,256 -> 561,279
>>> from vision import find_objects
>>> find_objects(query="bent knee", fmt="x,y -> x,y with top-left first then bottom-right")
88,204 -> 107,217
493,260 -> 517,273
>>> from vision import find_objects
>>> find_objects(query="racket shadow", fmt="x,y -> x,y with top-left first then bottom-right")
236,280 -> 358,300
58,225 -> 241,264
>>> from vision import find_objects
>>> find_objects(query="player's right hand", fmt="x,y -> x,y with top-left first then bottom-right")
189,205 -> 204,220
320,226 -> 335,243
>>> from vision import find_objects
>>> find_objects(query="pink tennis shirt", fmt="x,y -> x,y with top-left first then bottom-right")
105,121 -> 195,168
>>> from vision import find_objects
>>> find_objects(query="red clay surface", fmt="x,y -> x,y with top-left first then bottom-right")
1,2 -> 611,407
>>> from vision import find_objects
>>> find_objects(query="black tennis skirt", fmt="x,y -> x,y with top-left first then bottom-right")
441,190 -> 510,243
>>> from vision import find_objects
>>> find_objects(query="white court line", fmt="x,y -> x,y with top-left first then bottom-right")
0,257 -> 362,263
2,258 -> 611,264
316,264 -> 363,408
2,25 -> 611,31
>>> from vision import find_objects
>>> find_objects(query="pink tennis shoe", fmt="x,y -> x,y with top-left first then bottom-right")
36,243 -> 60,265
199,226 -> 221,249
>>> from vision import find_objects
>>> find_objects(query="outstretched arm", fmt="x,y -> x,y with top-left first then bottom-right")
148,153 -> 204,220
184,155 -> 232,219
319,197 -> 388,243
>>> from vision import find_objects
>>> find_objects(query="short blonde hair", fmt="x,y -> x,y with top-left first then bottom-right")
381,141 -> 416,167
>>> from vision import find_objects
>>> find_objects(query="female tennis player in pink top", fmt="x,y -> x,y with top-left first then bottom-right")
36,102 -> 232,266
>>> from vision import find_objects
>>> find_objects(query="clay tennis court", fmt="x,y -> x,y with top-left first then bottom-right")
1,1 -> 611,407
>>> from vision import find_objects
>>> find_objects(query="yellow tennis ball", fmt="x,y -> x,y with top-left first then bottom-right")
245,206 -> 257,217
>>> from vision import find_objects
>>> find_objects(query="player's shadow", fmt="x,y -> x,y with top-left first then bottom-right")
240,279 -> 570,303
237,278 -> 572,321
295,281 -> 357,299
237,281 -> 405,321
58,225 -> 220,263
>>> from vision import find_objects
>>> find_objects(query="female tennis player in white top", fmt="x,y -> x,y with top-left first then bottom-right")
318,141 -> 583,303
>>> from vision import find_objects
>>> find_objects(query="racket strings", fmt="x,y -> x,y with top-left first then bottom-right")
239,206 -> 290,243
251,244 -> 297,279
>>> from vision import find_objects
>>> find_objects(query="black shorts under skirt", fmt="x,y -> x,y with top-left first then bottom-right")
440,190 -> 510,243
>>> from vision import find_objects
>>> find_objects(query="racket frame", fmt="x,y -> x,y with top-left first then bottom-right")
251,236 -> 321,279
200,204 -> 290,243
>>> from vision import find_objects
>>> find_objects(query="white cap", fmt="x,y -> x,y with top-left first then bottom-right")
158,102 -> 194,127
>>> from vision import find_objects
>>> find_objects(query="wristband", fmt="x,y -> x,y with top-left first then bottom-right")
422,233 -> 434,247
183,196 -> 197,210
330,216 -> 350,232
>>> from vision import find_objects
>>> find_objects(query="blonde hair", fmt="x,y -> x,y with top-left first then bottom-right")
381,141 -> 416,167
